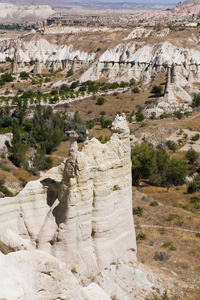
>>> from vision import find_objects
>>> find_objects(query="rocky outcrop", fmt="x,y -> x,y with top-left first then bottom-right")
0,115 -> 136,277
2,32 -> 200,93
33,59 -> 42,74
0,250 -> 111,299
2,31 -> 200,113
40,25 -> 124,35
133,0 -> 200,21
0,115 -> 155,299
80,41 -> 200,84
0,133 -> 12,158
0,3 -> 54,21
0,36 -> 95,75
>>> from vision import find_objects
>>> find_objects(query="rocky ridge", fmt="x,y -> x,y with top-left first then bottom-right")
1,27 -> 200,115
0,3 -> 54,21
133,0 -> 200,21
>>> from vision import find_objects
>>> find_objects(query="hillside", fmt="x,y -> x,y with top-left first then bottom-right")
0,11 -> 200,300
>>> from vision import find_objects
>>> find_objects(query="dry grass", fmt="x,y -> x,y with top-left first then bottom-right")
133,185 -> 200,298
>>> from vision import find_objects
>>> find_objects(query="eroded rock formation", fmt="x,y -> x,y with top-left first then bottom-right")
133,0 -> 200,21
0,3 -> 54,21
0,250 -> 111,300
0,115 -> 147,299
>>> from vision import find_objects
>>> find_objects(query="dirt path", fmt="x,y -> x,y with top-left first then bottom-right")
137,224 -> 199,234
190,112 -> 200,120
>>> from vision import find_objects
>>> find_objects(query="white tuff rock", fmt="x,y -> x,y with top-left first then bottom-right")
0,3 -> 54,20
0,115 -> 136,272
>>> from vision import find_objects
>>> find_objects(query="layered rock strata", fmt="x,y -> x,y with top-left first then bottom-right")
0,115 -> 136,277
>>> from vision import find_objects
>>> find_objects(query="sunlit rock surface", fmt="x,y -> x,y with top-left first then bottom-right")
0,115 -> 152,299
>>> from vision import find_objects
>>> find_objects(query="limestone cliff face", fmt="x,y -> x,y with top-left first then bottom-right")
0,115 -> 136,277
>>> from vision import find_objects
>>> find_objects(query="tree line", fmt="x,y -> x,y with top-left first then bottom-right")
131,142 -> 199,191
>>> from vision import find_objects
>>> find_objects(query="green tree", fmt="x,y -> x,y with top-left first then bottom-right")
151,85 -> 163,97
192,92 -> 200,107
0,79 -> 5,86
165,158 -> 187,190
14,97 -> 28,125
150,149 -> 170,186
10,123 -> 26,167
1,72 -> 15,83
100,115 -> 112,128
132,142 -> 157,186
185,147 -> 198,164
31,143 -> 52,174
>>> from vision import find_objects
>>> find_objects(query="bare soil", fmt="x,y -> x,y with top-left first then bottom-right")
133,186 -> 200,299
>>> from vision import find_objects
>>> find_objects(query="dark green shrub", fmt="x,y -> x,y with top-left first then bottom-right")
66,70 -> 73,77
135,111 -> 144,122
164,214 -> 180,221
20,71 -> 29,80
100,111 -> 106,115
30,59 -> 35,66
136,233 -> 146,240
150,201 -> 158,207
0,180 -> 13,197
6,56 -> 12,62
60,84 -> 70,92
86,122 -> 94,129
150,112 -> 156,120
70,81 -> 79,90
120,81 -> 129,88
100,116 -> 112,128
167,140 -> 178,152
132,206 -> 143,216
192,92 -> 200,107
151,85 -> 163,97
132,87 -> 140,93
174,110 -> 183,119
109,82 -> 119,89
162,241 -> 176,251
190,196 -> 200,203
96,97 -> 105,105
187,182 -> 198,194
191,133 -> 200,141
151,290 -> 169,300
